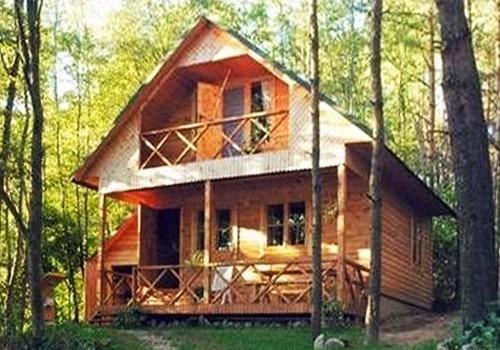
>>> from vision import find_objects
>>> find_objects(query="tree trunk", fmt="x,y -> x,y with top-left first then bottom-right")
428,8 -> 437,190
495,0 -> 500,300
15,0 -> 45,345
435,0 -> 498,326
309,0 -> 322,341
365,0 -> 384,344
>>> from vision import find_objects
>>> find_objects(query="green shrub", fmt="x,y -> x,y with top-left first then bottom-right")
114,306 -> 145,329
440,305 -> 500,350
322,300 -> 348,327
10,322 -> 120,350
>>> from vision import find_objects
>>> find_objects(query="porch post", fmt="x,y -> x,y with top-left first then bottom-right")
336,165 -> 347,307
203,180 -> 212,303
98,194 -> 107,307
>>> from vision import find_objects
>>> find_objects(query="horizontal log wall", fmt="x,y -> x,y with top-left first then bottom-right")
345,170 -> 433,309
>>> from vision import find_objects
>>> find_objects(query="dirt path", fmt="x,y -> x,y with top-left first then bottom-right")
125,330 -> 176,350
381,311 -> 459,346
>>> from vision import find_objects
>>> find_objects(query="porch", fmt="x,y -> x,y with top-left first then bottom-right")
86,167 -> 372,322
97,257 -> 369,318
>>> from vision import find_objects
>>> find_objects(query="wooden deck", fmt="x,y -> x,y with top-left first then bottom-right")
95,257 -> 369,320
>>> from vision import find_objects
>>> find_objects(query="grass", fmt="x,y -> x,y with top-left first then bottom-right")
165,325 -> 437,350
9,322 -> 149,350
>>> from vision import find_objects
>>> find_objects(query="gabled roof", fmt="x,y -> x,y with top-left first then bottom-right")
347,142 -> 455,217
72,15 -> 454,218
72,15 -> 369,188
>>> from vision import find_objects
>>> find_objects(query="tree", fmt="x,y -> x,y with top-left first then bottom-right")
309,0 -> 322,341
14,0 -> 45,345
435,0 -> 498,326
365,0 -> 384,344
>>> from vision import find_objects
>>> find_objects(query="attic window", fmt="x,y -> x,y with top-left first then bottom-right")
251,81 -> 271,145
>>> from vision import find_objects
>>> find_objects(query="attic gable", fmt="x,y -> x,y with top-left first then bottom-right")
73,16 -> 371,193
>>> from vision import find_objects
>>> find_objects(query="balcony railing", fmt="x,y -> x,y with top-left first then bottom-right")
101,258 -> 369,316
140,109 -> 288,169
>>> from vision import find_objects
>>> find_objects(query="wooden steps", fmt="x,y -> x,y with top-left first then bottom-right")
89,305 -> 125,326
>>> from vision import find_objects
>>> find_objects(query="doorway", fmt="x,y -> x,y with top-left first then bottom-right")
223,86 -> 245,157
156,208 -> 181,288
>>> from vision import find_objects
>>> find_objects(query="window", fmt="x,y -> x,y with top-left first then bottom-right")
216,209 -> 232,250
267,204 -> 284,246
250,81 -> 271,145
411,216 -> 424,266
195,210 -> 204,251
267,202 -> 306,247
288,202 -> 305,245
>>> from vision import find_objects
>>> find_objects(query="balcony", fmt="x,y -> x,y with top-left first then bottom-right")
139,109 -> 289,169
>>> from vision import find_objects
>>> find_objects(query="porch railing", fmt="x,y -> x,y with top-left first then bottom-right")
101,258 -> 369,316
139,109 -> 288,169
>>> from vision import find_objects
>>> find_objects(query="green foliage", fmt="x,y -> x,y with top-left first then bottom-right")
114,306 -> 145,329
322,300 -> 348,327
8,322 -> 145,350
432,184 -> 459,310
440,306 -> 500,350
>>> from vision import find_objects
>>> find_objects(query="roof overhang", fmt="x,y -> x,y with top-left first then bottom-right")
346,142 -> 455,217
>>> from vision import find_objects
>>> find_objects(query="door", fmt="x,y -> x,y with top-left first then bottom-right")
222,86 -> 245,157
157,208 -> 181,288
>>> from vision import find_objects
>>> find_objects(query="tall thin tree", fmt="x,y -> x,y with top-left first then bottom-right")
309,0 -> 322,341
435,0 -> 498,326
14,0 -> 45,345
365,0 -> 384,343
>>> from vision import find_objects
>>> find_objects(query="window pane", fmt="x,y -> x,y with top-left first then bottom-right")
217,209 -> 231,250
267,204 -> 284,246
251,81 -> 271,145
251,82 -> 264,113
289,202 -> 305,245
196,211 -> 204,251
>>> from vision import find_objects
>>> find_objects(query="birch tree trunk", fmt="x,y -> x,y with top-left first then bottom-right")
435,0 -> 498,326
365,0 -> 384,343
309,0 -> 322,341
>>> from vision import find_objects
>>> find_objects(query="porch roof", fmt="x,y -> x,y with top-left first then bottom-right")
346,142 -> 455,217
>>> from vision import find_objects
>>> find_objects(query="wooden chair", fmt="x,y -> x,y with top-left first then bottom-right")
211,265 -> 234,304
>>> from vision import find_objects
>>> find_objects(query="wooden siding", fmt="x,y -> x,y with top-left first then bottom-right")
381,193 -> 433,309
103,215 -> 138,269
345,170 -> 433,309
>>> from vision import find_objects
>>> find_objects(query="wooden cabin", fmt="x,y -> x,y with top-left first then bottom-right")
74,16 -> 454,323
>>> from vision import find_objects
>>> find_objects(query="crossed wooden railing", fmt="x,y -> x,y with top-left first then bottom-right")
140,109 -> 288,169
101,258 -> 369,315
102,270 -> 133,306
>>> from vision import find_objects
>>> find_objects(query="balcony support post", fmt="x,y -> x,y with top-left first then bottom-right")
203,180 -> 212,304
97,193 -> 107,307
336,165 -> 347,307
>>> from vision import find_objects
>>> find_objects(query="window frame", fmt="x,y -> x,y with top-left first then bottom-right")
266,204 -> 285,246
265,200 -> 307,248
250,80 -> 273,146
193,210 -> 205,252
410,215 -> 424,267
216,208 -> 232,251
288,201 -> 306,245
